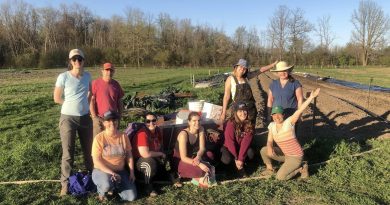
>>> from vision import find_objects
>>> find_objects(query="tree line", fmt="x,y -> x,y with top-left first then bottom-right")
0,0 -> 389,69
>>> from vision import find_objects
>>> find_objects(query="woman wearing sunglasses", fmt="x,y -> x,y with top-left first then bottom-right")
54,49 -> 94,196
132,112 -> 166,197
173,112 -> 215,187
221,102 -> 254,178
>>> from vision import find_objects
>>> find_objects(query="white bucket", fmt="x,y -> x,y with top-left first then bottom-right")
188,100 -> 204,112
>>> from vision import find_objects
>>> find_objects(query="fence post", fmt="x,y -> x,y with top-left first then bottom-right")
192,74 -> 195,87
366,77 -> 373,115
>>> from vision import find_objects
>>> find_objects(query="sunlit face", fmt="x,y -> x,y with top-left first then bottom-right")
145,114 -> 157,131
103,119 -> 118,133
277,70 -> 289,80
236,109 -> 248,121
188,115 -> 201,130
235,65 -> 247,77
102,68 -> 114,80
272,113 -> 285,124
70,55 -> 84,70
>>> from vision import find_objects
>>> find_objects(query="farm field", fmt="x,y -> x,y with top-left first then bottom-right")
294,66 -> 390,88
0,67 -> 389,205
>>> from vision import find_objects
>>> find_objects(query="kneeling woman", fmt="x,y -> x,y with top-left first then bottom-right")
91,110 -> 137,202
221,102 -> 254,178
260,88 -> 320,180
173,112 -> 214,186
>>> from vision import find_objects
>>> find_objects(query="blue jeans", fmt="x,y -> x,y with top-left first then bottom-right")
92,169 -> 137,201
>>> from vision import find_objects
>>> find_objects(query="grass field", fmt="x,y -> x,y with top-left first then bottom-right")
294,66 -> 390,87
0,67 -> 389,204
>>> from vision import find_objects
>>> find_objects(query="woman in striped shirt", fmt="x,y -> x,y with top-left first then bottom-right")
260,88 -> 320,180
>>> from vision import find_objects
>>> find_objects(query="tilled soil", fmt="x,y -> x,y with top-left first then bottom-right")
250,72 -> 390,141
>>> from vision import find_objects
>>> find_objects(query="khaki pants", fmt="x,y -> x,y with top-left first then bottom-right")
92,116 -> 104,138
59,114 -> 93,187
260,146 -> 302,180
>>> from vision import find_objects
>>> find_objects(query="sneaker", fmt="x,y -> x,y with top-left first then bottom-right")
146,184 -> 158,197
59,185 -> 68,197
238,169 -> 248,178
259,169 -> 275,178
300,162 -> 309,179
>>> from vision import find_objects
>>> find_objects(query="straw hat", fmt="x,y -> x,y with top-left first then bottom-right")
270,61 -> 294,72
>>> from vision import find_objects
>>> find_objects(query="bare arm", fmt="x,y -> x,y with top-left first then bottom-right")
266,130 -> 275,157
267,89 -> 274,108
53,87 -> 64,105
178,131 -> 193,164
196,127 -> 206,158
89,95 -> 97,117
296,86 -> 304,109
127,152 -> 135,181
221,76 -> 232,121
260,61 -> 278,73
290,88 -> 320,125
138,146 -> 165,158
93,155 -> 116,175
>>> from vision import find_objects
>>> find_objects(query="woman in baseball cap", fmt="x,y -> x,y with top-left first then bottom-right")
220,101 -> 255,178
91,110 -> 137,202
221,58 -> 278,125
260,88 -> 320,180
54,48 -> 93,196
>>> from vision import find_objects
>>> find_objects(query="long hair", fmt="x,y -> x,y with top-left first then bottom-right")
233,65 -> 248,78
228,110 -> 253,138
287,69 -> 295,82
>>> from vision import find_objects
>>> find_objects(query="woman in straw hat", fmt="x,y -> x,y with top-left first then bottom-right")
267,61 -> 304,121
221,59 -> 278,124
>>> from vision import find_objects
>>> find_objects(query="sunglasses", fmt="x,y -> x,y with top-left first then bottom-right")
145,119 -> 157,124
71,56 -> 84,62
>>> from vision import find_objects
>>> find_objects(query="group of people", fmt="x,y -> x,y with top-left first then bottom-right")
54,49 -> 320,202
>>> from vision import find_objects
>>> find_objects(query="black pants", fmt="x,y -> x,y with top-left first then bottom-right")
220,146 -> 254,165
135,157 -> 159,184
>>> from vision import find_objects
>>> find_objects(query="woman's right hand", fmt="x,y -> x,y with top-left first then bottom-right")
220,111 -> 226,121
198,162 -> 210,173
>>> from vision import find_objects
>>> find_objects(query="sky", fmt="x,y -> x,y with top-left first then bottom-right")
6,0 -> 390,46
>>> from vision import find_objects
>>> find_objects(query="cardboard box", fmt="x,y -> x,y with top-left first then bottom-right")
202,102 -> 222,121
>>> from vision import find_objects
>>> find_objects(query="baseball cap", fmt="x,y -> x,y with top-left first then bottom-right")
69,49 -> 85,59
103,63 -> 115,70
271,106 -> 284,115
103,110 -> 120,121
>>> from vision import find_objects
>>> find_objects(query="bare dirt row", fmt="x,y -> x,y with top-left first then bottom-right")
252,72 -> 390,140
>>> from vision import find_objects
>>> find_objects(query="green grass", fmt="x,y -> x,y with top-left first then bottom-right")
0,67 -> 389,204
294,66 -> 390,88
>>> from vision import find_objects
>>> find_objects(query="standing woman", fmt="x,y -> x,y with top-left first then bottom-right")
221,102 -> 254,178
221,59 -> 278,123
54,49 -> 93,196
173,112 -> 214,187
92,110 -> 136,202
267,61 -> 304,120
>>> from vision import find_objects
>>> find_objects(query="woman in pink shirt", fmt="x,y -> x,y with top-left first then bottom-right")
260,88 -> 320,180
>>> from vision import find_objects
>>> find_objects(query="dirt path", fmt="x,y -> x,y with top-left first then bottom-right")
252,72 -> 390,141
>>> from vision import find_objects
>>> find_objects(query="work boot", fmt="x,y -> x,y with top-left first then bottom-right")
146,184 -> 158,197
300,161 -> 309,179
59,185 -> 68,197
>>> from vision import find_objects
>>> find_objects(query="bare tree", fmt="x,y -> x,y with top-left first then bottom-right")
316,15 -> 335,50
351,0 -> 390,66
288,8 -> 313,64
267,5 -> 290,60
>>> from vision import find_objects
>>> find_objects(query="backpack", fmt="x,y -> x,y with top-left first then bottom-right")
68,171 -> 96,197
124,122 -> 147,143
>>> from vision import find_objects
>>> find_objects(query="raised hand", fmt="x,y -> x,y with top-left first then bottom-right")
310,88 -> 321,98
